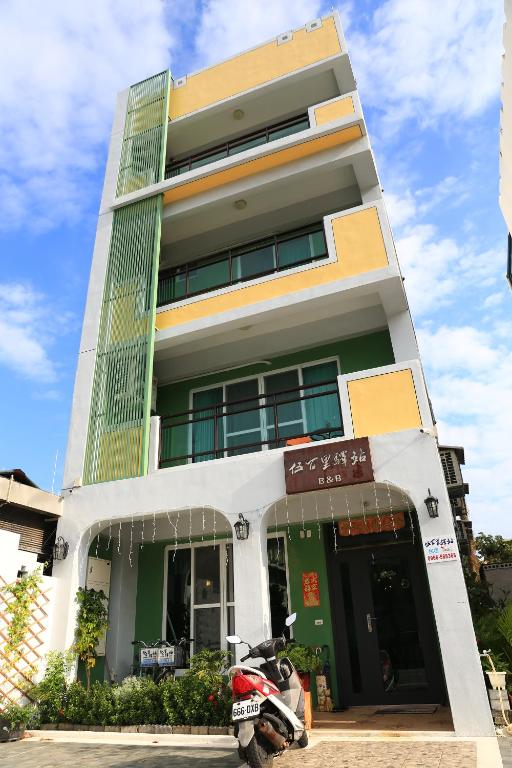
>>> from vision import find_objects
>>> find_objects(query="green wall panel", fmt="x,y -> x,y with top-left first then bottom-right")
116,71 -> 170,196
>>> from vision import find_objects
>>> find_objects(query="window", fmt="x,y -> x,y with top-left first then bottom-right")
165,542 -> 234,654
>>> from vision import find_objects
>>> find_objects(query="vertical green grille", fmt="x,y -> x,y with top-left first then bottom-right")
116,71 -> 169,197
83,197 -> 162,484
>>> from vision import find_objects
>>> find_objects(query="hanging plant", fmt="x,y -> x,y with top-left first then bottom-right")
2,567 -> 43,663
73,587 -> 109,691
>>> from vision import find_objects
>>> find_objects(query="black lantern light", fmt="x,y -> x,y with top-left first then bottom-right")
424,489 -> 439,518
234,513 -> 250,541
53,535 -> 69,561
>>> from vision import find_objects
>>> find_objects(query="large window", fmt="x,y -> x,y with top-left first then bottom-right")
157,223 -> 328,307
165,542 -> 233,654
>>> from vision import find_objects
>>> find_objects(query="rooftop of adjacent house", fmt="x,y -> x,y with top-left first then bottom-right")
0,468 -> 61,518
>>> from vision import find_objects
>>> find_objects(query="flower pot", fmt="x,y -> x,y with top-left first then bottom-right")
486,670 -> 507,690
0,720 -> 25,742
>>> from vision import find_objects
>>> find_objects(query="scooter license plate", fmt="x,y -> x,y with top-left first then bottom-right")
232,700 -> 260,721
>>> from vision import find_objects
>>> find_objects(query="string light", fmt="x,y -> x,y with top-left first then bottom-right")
285,494 -> 291,541
329,490 -> 337,553
360,488 -> 367,527
300,494 -> 305,532
95,521 -> 100,559
117,521 -> 122,555
140,516 -> 145,551
386,481 -> 398,539
274,504 -> 280,559
173,511 -> 180,562
373,482 -> 382,532
152,511 -> 157,544
402,490 -> 415,544
345,492 -> 352,537
189,507 -> 193,547
213,507 -> 217,549
107,519 -> 112,553
315,493 -> 321,540
129,514 -> 134,568
202,506 -> 205,542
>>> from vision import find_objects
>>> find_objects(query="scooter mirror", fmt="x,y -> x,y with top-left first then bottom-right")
226,635 -> 242,644
285,613 -> 297,627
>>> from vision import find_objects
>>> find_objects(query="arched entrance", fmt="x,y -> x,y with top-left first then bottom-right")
266,483 -> 445,707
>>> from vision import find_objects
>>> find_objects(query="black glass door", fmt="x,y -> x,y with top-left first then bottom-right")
328,540 -> 445,705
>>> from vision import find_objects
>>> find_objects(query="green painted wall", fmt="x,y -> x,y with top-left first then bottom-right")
134,541 -> 168,644
157,329 -> 394,418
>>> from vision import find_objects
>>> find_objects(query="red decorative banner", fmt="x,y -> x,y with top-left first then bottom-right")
302,571 -> 320,607
338,511 -> 405,537
284,437 -> 373,494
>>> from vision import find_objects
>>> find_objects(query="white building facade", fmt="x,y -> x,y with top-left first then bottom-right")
53,12 -> 494,740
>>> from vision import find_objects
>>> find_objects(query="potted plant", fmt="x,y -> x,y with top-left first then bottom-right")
0,702 -> 35,742
278,643 -> 321,691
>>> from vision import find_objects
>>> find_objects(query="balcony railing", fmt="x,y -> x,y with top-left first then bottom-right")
157,223 -> 328,307
159,380 -> 343,467
165,113 -> 310,179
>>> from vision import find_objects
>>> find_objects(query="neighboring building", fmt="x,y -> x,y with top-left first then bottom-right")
438,446 -> 474,558
52,12 -> 493,738
501,0 -> 512,287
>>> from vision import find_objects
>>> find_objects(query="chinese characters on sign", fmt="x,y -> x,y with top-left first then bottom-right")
302,571 -> 320,607
423,536 -> 459,564
284,437 -> 374,494
338,511 -> 406,537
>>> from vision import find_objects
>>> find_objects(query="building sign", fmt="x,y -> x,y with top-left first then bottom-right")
423,536 -> 459,564
339,511 -> 405,537
302,571 -> 320,607
284,437 -> 373,494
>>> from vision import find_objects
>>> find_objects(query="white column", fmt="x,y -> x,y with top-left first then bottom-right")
148,415 -> 161,474
232,511 -> 271,660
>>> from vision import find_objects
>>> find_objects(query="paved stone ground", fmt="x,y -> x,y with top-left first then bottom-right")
279,740 -> 477,768
0,741 -> 240,768
500,736 -> 512,768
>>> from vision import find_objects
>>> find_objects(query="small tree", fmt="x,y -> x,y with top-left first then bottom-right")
73,587 -> 108,691
476,533 -> 512,565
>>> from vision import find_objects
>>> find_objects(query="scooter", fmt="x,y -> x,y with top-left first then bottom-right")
226,613 -> 308,767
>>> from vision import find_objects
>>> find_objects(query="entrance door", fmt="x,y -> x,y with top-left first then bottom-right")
328,541 -> 445,705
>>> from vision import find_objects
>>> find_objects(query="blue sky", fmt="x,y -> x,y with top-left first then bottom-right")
0,0 -> 510,534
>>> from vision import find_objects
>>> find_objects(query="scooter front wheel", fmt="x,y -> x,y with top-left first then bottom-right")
245,733 -> 274,767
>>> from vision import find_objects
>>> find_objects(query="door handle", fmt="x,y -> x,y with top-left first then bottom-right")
366,613 -> 376,633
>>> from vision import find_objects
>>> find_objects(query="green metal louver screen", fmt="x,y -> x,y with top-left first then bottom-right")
83,196 -> 162,484
116,70 -> 169,197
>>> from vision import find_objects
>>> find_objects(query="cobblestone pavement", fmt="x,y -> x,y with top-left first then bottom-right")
0,741 -> 240,768
279,740 -> 477,768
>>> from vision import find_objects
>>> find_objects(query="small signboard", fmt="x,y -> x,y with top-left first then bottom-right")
158,647 -> 176,667
423,535 -> 459,564
302,572 -> 320,607
284,437 -> 373,494
339,511 -> 406,537
140,647 -> 159,667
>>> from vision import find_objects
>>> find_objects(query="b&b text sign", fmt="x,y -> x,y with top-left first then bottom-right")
284,437 -> 374,494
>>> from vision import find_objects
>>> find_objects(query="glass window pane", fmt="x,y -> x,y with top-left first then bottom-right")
302,362 -> 342,439
268,118 -> 309,141
227,605 -> 235,638
278,229 -> 326,269
232,244 -> 276,281
166,549 -> 191,643
194,546 -> 220,604
194,607 -> 221,651
267,537 -> 289,638
188,258 -> 229,295
265,370 -> 303,445
190,149 -> 228,169
226,380 -> 261,434
309,230 -> 327,258
192,388 -> 224,462
229,134 -> 267,155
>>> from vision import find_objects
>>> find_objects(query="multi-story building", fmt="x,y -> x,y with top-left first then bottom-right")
53,12 -> 493,738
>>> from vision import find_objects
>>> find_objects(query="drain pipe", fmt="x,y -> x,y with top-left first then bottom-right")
480,649 -> 510,727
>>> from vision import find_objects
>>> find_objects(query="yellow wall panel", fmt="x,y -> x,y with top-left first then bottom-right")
315,96 -> 355,126
156,206 -> 388,330
348,370 -> 422,438
97,426 -> 143,483
170,19 -> 341,119
162,125 -> 362,205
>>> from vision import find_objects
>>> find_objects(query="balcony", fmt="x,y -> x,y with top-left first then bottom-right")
165,113 -> 310,180
157,222 -> 327,307
160,377 -> 342,468
154,360 -> 432,471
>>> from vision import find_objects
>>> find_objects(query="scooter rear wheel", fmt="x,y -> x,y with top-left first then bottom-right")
245,734 -> 274,767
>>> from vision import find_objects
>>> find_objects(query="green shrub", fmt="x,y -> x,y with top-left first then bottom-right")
63,682 -> 89,724
1,702 -> 37,730
162,648 -> 231,726
112,677 -> 164,725
278,643 -> 321,673
31,650 -> 74,723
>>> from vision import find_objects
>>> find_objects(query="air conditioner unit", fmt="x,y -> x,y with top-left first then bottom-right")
440,449 -> 464,488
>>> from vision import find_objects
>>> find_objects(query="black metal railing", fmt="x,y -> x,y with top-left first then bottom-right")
159,380 -> 343,468
157,222 -> 327,306
165,113 -> 310,180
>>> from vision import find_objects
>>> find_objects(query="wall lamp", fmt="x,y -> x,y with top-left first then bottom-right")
234,513 -> 250,541
424,489 -> 439,518
53,535 -> 69,561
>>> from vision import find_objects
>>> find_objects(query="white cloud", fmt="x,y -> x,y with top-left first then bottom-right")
192,0 -> 323,69
0,0 -> 172,231
420,325 -> 512,535
348,0 -> 502,129
0,282 -> 59,382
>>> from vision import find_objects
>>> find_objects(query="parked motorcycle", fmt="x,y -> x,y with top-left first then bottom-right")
226,613 -> 308,767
